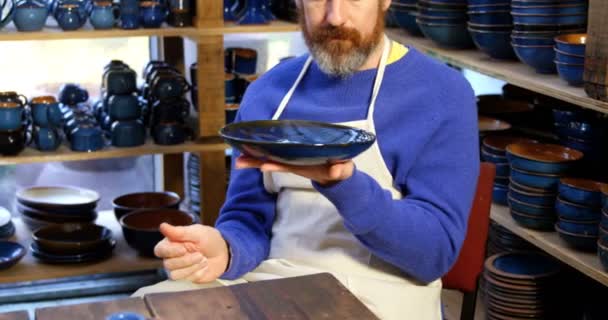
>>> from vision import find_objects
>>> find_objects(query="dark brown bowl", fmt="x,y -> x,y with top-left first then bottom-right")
119,209 -> 194,257
112,191 -> 181,221
17,204 -> 97,223
507,142 -> 583,163
483,135 -> 539,154
479,116 -> 512,132
32,223 -> 113,255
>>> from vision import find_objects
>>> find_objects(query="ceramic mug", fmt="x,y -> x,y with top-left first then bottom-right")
0,102 -> 27,131
0,91 -> 28,106
34,126 -> 62,151
107,94 -> 141,121
152,122 -> 190,145
13,0 -> 49,32
139,1 -> 167,28
89,1 -> 116,29
111,119 -> 146,147
0,126 -> 32,156
31,96 -> 63,128
58,83 -> 89,105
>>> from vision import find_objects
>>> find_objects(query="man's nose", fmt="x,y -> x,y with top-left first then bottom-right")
325,0 -> 346,27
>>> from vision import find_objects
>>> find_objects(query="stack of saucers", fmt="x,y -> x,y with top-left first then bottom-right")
487,221 -> 537,256
483,252 -> 562,319
482,135 -> 537,205
387,0 -> 422,35
555,178 -> 604,251
0,207 -> 15,239
16,186 -> 99,232
30,223 -> 115,264
506,142 -> 583,230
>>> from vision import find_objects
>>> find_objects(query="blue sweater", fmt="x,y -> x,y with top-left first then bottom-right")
216,47 -> 480,284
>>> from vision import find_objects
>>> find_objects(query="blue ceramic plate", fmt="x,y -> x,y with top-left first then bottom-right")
30,241 -> 115,264
0,241 -> 26,270
487,252 -> 560,280
220,120 -> 376,166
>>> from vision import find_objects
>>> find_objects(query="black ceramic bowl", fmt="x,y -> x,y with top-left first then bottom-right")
120,209 -> 195,257
0,241 -> 26,270
112,191 -> 181,221
220,120 -> 376,166
32,223 -> 113,255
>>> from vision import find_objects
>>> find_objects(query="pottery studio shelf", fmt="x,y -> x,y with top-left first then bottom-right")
0,20 -> 299,41
0,137 -> 227,165
386,29 -> 608,115
0,210 -> 161,284
491,204 -> 608,287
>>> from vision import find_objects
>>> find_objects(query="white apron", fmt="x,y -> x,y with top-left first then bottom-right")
134,35 -> 442,320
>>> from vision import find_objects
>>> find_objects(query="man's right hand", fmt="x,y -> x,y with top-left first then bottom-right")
154,223 -> 230,284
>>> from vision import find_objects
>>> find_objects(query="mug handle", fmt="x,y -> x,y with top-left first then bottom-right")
22,106 -> 32,128
18,94 -> 28,107
24,126 -> 33,146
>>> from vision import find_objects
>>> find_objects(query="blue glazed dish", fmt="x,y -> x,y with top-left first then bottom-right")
555,196 -> 601,221
481,148 -> 508,164
555,60 -> 584,86
506,142 -> 582,174
512,43 -> 556,74
509,184 -> 556,207
512,13 -> 587,25
220,120 -> 376,166
511,4 -> 588,15
468,28 -> 517,60
510,167 -> 561,190
511,34 -> 555,46
487,251 -> 560,279
493,183 -> 509,205
467,10 -> 512,25
508,194 -> 555,217
554,33 -> 586,56
599,238 -> 608,271
510,208 -> 556,230
388,8 -> 423,35
555,223 -> 597,251
557,218 -> 599,236
555,48 -> 585,64
558,178 -> 603,207
509,177 -> 555,194
416,20 -> 475,49
601,209 -> 608,230
0,241 -> 26,270
495,162 -> 510,177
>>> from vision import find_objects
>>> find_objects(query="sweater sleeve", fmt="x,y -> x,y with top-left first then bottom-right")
313,77 -> 480,284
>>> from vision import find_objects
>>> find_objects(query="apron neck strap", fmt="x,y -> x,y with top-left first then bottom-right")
272,34 -> 391,124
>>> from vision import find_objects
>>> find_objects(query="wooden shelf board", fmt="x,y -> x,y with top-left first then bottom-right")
0,23 -> 199,41
490,204 -> 608,287
0,138 -> 227,165
213,20 -> 300,34
387,29 -> 608,114
0,210 -> 161,284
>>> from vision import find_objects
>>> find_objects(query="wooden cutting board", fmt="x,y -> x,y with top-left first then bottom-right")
0,310 -> 28,320
145,273 -> 379,319
35,297 -> 151,320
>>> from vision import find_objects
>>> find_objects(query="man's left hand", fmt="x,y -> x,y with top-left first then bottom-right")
235,155 -> 354,186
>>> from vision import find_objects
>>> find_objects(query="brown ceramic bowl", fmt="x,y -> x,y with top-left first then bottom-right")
17,203 -> 97,222
112,191 -> 181,221
482,135 -> 538,155
479,116 -> 512,132
554,33 -> 586,46
32,223 -> 113,255
119,209 -> 194,257
506,142 -> 583,163
477,95 -> 535,116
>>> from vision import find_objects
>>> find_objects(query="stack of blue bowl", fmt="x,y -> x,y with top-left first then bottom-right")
510,0 -> 588,74
554,33 -> 586,86
555,178 -> 603,251
467,0 -> 517,59
482,134 -> 538,205
506,142 -> 583,230
0,207 -> 15,239
387,0 -> 422,35
416,0 -> 474,48
552,108 -> 607,174
600,188 -> 608,270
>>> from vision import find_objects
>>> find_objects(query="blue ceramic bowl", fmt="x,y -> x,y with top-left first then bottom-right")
511,4 -> 588,15
554,33 -> 586,56
557,218 -> 599,236
512,13 -> 587,25
555,196 -> 601,221
555,60 -> 584,86
601,209 -> 608,230
417,20 -> 475,48
509,184 -> 556,207
418,7 -> 468,19
555,49 -> 585,64
468,4 -> 511,11
467,10 -> 512,25
602,186 -> 608,209
506,142 -> 582,174
389,8 -> 423,35
508,194 -> 555,217
481,148 -> 508,164
0,241 -> 26,270
493,184 -> 509,205
551,108 -> 587,126
558,120 -> 606,140
511,209 -> 555,230
512,43 -> 556,74
468,28 -> 517,59
487,251 -> 561,279
495,162 -> 511,177
511,34 -> 555,46
512,0 -> 586,5
555,223 -> 597,251
220,120 -> 376,166
416,14 -> 468,24
599,238 -> 608,271
468,0 -> 510,5
558,178 -> 603,207
510,167 -> 561,190
509,177 -> 555,194
495,176 -> 509,186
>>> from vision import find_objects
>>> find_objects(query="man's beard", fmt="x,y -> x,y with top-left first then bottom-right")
301,6 -> 385,78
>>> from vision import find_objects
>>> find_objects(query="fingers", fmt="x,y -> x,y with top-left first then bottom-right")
168,258 -> 209,280
154,238 -> 187,258
185,266 -> 210,283
159,223 -> 200,243
163,252 -> 204,270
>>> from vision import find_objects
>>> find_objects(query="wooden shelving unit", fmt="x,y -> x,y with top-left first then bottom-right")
386,29 -> 608,114
491,204 -> 608,286
1,211 -> 161,284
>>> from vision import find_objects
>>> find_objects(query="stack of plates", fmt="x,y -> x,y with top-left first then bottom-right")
16,186 -> 99,231
487,222 -> 537,256
483,252 -> 562,319
0,207 -> 15,239
187,153 -> 201,214
30,223 -> 115,264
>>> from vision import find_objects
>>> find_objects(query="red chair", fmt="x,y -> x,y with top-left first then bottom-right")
442,162 -> 496,320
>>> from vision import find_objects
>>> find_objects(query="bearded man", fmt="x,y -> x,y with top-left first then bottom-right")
134,1 -> 480,318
